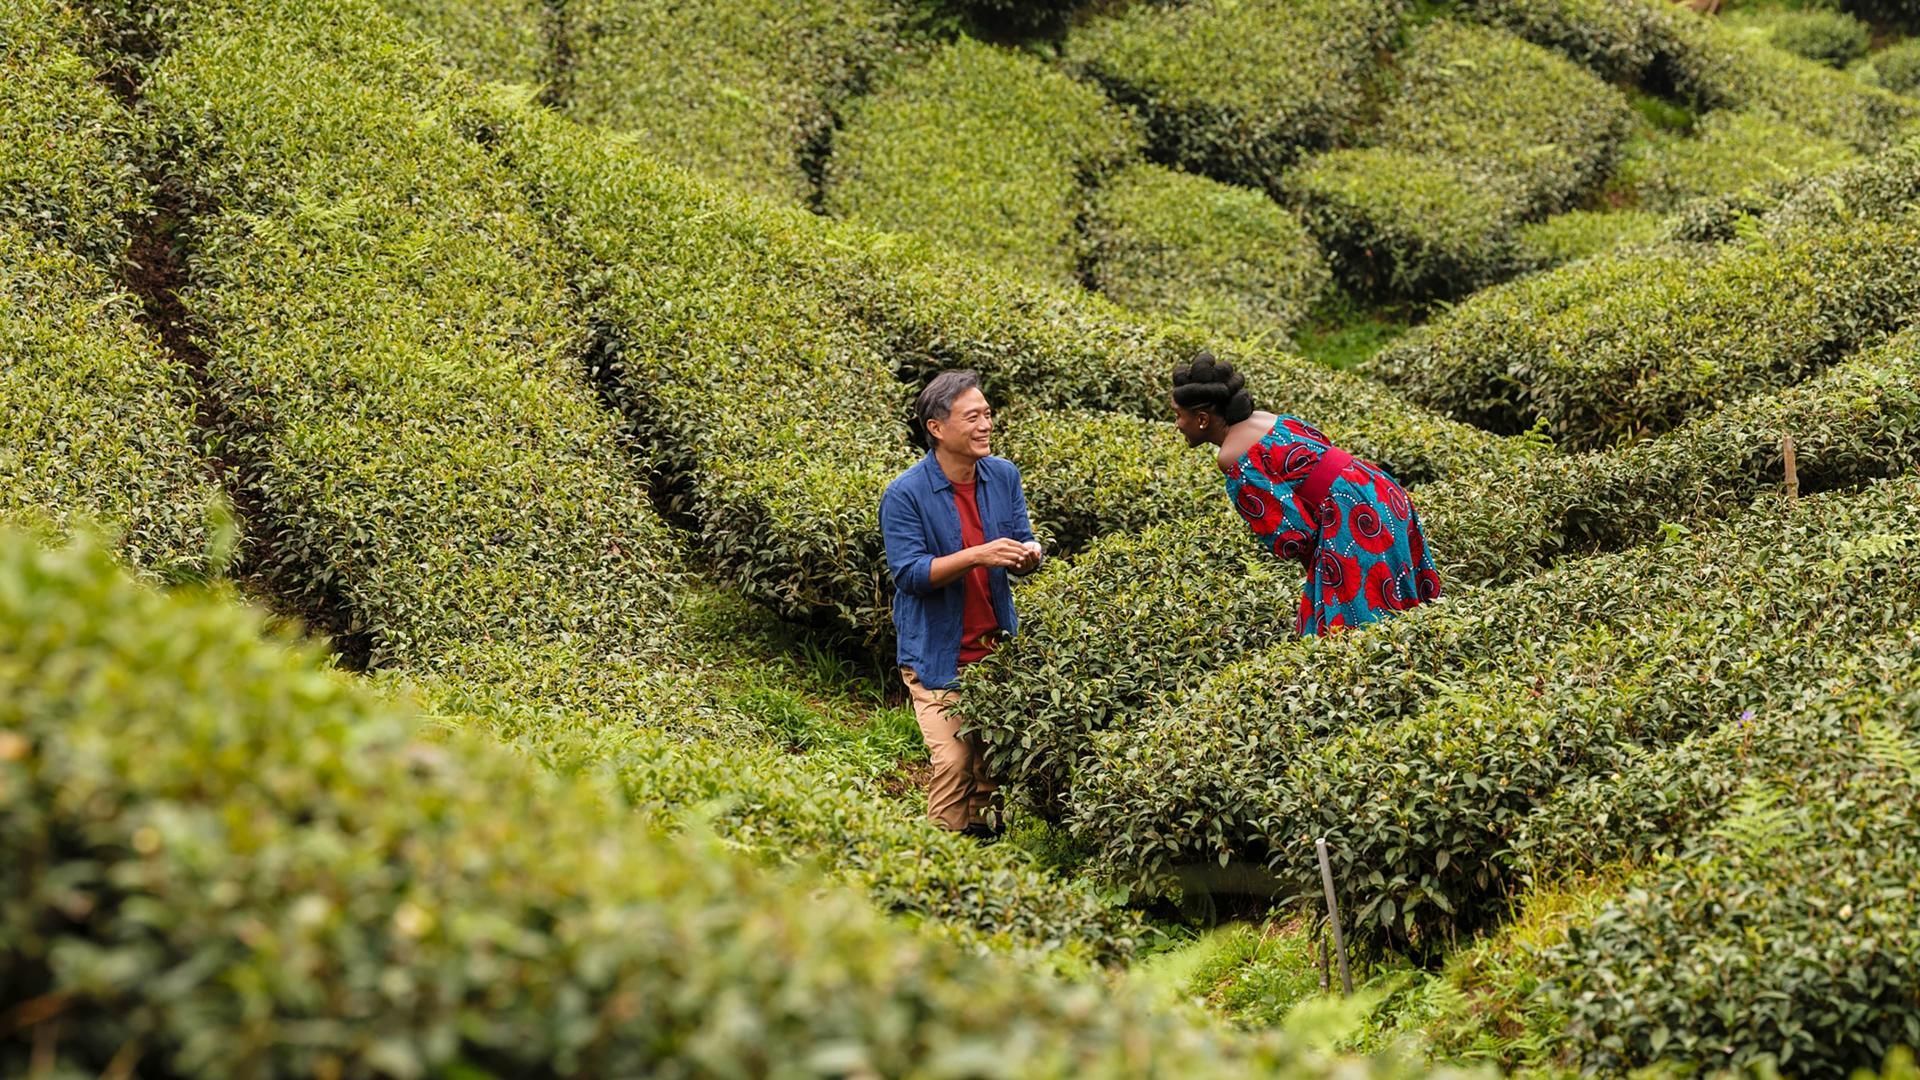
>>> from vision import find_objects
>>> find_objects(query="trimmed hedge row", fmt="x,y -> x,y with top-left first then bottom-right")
1366,204 -> 1920,450
1752,8 -> 1872,68
1610,108 -> 1860,213
375,0 -> 549,85
1513,209 -> 1661,271
1540,674 -> 1920,1075
0,531 -> 1458,1080
144,0 -> 681,672
563,0 -> 904,204
1462,0 -> 1920,151
1083,162 -> 1330,345
996,407 -> 1222,556
0,0 -> 145,266
0,2 -> 216,580
825,37 -> 1141,287
1283,20 -> 1632,298
1065,474 -> 1920,950
1064,0 -> 1402,190
957,518 -> 1287,819
1422,323 -> 1920,587
1864,38 -> 1920,95
0,228 -> 218,583
1515,622 -> 1920,883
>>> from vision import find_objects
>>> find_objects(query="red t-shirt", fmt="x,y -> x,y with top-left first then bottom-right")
951,478 -> 999,664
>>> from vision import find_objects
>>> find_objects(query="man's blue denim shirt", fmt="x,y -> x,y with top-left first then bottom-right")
879,452 -> 1038,690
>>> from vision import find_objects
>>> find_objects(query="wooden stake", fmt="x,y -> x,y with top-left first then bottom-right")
1315,838 -> 1354,995
1783,434 -> 1799,503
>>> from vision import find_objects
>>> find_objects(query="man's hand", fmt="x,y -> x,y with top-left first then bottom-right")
972,538 -> 1037,569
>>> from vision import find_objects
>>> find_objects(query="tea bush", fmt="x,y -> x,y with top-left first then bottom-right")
826,36 -> 1141,286
1064,0 -> 1402,189
376,0 -> 549,85
1284,21 -> 1632,298
0,229 -> 218,583
1656,4 -> 1920,152
1610,108 -> 1860,212
1367,206 -> 1920,450
956,518 -> 1287,818
1517,623 -> 1920,879
1464,0 -> 1919,151
563,0 -> 905,203
143,0 -> 682,671
1513,210 -> 1662,270
0,0 -> 145,266
0,531 -> 1453,1080
1543,705 -> 1920,1075
1067,475 -> 1920,950
1082,162 -> 1330,345
1761,8 -> 1871,68
1866,38 -> 1920,95
0,4 -> 216,580
1283,150 -> 1523,300
1423,324 -> 1920,586
996,407 -> 1221,556
1761,134 -> 1920,234
1457,0 -> 1663,80
422,666 -> 1154,962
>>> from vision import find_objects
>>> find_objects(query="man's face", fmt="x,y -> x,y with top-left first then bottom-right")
928,387 -> 994,460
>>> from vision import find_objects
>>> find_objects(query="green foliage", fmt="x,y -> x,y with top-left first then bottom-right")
1367,197 -> 1920,450
1084,163 -> 1331,345
376,0 -> 550,85
0,4 -> 217,580
1760,8 -> 1872,67
826,37 -> 1141,286
1064,474 -> 1920,953
1659,2 -> 1920,152
1421,323 -> 1920,587
1457,0 -> 1669,81
563,0 -> 905,204
996,407 -> 1222,556
0,530 -> 1446,1079
1513,209 -> 1662,270
1464,0 -> 1920,149
0,228 -> 219,582
143,0 -> 682,673
1542,701 -> 1920,1075
0,0 -> 145,266
1284,20 -> 1632,299
1610,108 -> 1861,212
956,517 -> 1284,819
1864,38 -> 1920,95
1065,0 -> 1403,189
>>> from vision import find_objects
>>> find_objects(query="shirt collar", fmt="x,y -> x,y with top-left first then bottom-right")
925,451 -> 987,493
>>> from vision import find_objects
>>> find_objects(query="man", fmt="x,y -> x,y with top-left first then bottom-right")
879,370 -> 1043,837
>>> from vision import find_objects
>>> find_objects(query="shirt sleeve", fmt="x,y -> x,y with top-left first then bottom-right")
880,482 -> 937,596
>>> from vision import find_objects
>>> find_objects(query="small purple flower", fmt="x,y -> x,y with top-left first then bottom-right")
1738,708 -> 1756,726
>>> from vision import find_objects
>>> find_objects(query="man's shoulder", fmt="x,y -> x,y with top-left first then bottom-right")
882,456 -> 932,501
977,454 -> 1022,482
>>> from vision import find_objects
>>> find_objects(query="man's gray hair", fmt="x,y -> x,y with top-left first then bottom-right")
910,369 -> 982,449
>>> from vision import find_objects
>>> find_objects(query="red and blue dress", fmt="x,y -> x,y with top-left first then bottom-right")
1225,415 -> 1441,636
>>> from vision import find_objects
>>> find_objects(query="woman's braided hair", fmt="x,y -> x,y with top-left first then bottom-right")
1171,351 -> 1254,424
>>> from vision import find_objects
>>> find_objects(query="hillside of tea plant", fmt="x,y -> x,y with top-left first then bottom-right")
5,0 -> 1920,1075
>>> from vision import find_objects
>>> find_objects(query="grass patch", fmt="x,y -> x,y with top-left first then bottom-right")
1293,292 -> 1419,370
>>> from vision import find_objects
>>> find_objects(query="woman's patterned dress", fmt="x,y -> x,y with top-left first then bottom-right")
1224,415 -> 1442,636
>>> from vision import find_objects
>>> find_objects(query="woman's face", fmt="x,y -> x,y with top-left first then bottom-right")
927,387 -> 994,461
1171,400 -> 1213,447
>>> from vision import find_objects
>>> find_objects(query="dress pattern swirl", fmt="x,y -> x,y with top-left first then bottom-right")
1224,415 -> 1441,636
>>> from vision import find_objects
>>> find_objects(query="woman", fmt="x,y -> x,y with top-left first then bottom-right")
1170,352 -> 1440,636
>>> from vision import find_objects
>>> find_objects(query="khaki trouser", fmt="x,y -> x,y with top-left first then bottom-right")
901,667 -> 999,832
